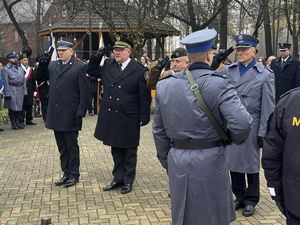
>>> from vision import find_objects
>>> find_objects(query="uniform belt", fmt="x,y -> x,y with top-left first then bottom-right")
171,139 -> 222,149
9,83 -> 23,87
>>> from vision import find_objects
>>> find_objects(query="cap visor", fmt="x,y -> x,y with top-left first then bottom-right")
113,45 -> 127,49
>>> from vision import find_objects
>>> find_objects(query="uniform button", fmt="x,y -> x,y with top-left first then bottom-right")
116,98 -> 120,101
109,96 -> 112,99
55,104 -> 58,106
111,84 -> 114,87
115,110 -> 118,113
108,108 -> 111,111
118,85 -> 122,88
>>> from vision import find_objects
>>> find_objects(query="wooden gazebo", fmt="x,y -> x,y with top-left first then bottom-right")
40,3 -> 180,60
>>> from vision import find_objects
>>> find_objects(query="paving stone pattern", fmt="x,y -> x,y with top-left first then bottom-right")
0,116 -> 286,225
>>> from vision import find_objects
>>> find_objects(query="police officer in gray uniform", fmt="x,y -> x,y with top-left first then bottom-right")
153,29 -> 253,225
222,35 -> 275,216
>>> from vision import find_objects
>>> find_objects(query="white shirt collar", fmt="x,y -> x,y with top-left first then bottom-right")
120,57 -> 131,70
281,55 -> 289,62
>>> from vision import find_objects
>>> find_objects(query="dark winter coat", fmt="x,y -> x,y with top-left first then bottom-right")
87,57 -> 151,148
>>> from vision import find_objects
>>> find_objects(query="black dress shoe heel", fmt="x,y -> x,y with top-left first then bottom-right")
121,184 -> 132,194
242,204 -> 254,217
26,121 -> 36,125
64,177 -> 79,188
234,200 -> 244,210
55,176 -> 69,186
103,181 -> 123,191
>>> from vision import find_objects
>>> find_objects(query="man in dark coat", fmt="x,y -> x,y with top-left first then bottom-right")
87,35 -> 151,194
20,52 -> 36,126
262,87 -> 300,225
36,39 -> 90,188
33,61 -> 49,122
270,43 -> 300,103
2,52 -> 27,129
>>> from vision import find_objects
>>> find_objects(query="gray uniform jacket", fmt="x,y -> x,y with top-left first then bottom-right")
153,62 -> 252,225
2,63 -> 27,111
223,62 -> 275,173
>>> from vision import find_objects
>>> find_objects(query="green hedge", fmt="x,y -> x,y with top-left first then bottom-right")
0,108 -> 9,125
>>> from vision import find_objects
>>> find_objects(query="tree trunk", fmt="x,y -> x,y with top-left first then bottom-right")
219,0 -> 228,49
3,0 -> 28,48
262,0 -> 273,57
36,0 -> 42,50
147,39 -> 153,60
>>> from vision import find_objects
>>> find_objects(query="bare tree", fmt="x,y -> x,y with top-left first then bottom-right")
3,0 -> 28,47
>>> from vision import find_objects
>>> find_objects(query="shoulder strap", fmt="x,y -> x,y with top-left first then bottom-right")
185,69 -> 230,142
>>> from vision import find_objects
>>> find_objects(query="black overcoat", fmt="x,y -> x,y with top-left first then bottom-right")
22,66 -> 35,106
262,87 -> 300,218
87,58 -> 151,148
270,55 -> 300,103
36,56 -> 90,131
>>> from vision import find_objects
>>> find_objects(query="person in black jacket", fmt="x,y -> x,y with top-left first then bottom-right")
20,52 -> 36,126
33,61 -> 49,122
36,39 -> 90,188
87,35 -> 151,194
262,87 -> 300,225
270,43 -> 300,103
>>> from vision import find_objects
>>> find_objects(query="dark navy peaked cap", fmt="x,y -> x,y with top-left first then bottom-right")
180,29 -> 217,53
57,38 -> 73,50
278,43 -> 291,50
234,34 -> 259,48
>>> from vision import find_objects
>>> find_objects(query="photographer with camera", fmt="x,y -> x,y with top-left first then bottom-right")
35,38 -> 90,188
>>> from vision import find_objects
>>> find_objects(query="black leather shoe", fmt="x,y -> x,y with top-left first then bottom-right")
12,126 -> 18,130
64,177 -> 79,188
103,181 -> 123,191
26,121 -> 36,125
242,204 -> 254,217
55,176 -> 69,186
17,124 -> 25,129
234,200 -> 244,210
121,184 -> 133,194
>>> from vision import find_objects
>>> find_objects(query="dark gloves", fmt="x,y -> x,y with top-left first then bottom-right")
38,47 -> 54,64
156,56 -> 170,71
75,116 -> 82,128
4,96 -> 11,100
95,46 -> 113,58
257,136 -> 263,148
140,121 -> 149,126
275,200 -> 286,216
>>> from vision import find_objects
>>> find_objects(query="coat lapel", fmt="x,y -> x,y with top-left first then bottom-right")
112,59 -> 136,85
235,64 -> 261,88
57,56 -> 75,78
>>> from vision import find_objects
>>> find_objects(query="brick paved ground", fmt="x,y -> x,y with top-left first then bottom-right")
0,116 -> 286,225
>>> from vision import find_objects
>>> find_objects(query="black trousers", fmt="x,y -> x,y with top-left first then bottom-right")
54,131 -> 80,179
21,104 -> 33,124
230,171 -> 260,207
111,147 -> 137,185
40,98 -> 48,121
8,110 -> 22,128
88,92 -> 97,114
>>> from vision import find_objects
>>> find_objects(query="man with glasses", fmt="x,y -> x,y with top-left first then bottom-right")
270,43 -> 300,103
87,35 -> 151,194
222,34 -> 275,217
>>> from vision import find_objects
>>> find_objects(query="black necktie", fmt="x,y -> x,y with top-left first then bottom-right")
118,63 -> 122,73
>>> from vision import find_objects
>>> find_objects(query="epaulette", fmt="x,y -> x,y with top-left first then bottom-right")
211,72 -> 228,79
158,74 -> 174,81
279,87 -> 300,100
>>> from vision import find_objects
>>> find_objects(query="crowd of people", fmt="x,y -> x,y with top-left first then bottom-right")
1,30 -> 300,225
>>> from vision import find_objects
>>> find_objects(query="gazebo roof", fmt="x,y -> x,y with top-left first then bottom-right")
40,8 -> 180,38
